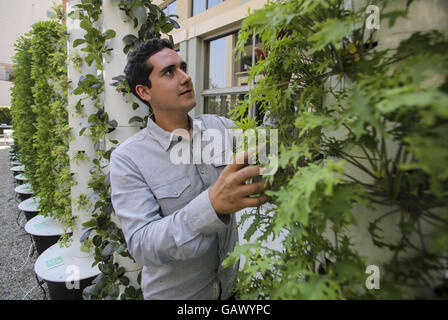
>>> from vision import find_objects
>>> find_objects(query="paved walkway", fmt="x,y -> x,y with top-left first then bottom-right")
0,144 -> 47,299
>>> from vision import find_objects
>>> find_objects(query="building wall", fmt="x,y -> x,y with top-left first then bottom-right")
161,0 -> 265,42
0,82 -> 12,106
0,0 -> 60,106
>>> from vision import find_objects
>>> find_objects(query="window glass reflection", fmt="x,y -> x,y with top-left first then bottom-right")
235,34 -> 262,86
192,0 -> 223,16
192,0 -> 206,16
208,0 -> 223,10
163,1 -> 177,18
204,94 -> 246,117
208,36 -> 227,89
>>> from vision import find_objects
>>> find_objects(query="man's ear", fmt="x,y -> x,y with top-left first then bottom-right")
135,84 -> 152,103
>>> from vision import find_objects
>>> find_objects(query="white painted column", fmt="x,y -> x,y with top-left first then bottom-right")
187,37 -> 205,117
102,0 -> 144,291
67,0 -> 100,257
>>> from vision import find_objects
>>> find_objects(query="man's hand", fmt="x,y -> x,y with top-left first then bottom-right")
209,149 -> 270,215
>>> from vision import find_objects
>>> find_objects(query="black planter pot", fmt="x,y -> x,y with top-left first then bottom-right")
18,197 -> 40,222
18,193 -> 33,202
34,242 -> 100,301
25,214 -> 74,259
45,276 -> 96,300
15,174 -> 28,185
15,183 -> 34,202
24,210 -> 38,221
32,235 -> 61,256
10,165 -> 24,177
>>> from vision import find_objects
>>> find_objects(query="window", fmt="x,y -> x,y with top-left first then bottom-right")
204,93 -> 246,117
203,32 -> 264,120
163,1 -> 177,18
235,34 -> 262,86
207,36 -> 227,89
0,64 -> 14,82
191,0 -> 224,16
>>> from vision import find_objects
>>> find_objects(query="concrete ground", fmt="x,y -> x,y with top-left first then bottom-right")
0,142 -> 48,300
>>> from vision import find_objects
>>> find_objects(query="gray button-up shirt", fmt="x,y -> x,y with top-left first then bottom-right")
110,114 -> 238,300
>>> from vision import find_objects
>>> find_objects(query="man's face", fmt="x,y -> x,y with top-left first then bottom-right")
143,48 -> 196,113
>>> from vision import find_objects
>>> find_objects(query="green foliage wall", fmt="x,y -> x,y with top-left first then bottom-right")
224,0 -> 448,299
11,16 -> 73,237
29,20 -> 73,234
0,107 -> 12,124
11,36 -> 38,184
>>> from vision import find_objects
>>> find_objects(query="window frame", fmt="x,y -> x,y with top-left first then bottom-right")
202,30 -> 260,118
0,63 -> 14,82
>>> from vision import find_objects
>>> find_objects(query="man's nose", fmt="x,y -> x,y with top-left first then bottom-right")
179,69 -> 192,85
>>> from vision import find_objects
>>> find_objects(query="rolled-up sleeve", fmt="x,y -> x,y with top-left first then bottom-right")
110,150 -> 227,267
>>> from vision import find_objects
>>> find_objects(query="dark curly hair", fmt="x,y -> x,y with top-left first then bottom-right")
124,38 -> 173,107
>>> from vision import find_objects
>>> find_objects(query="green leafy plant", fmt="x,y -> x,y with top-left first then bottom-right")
223,0 -> 448,299
29,20 -> 74,241
72,150 -> 90,164
10,36 -> 38,184
0,107 -> 12,124
11,10 -> 74,245
118,0 -> 179,54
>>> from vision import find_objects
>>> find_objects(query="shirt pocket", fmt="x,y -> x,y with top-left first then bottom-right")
152,176 -> 192,216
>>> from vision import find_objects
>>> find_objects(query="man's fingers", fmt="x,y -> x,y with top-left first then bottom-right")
240,194 -> 269,208
233,165 -> 264,184
227,146 -> 258,170
229,148 -> 248,166
238,180 -> 268,197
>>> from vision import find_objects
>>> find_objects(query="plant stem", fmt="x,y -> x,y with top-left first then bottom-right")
416,218 -> 427,253
343,173 -> 376,190
373,207 -> 400,224
422,210 -> 448,224
339,150 -> 378,180
392,144 -> 404,199
341,123 -> 379,172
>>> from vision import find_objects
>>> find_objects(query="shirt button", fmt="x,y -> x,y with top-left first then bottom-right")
200,169 -> 205,174
174,191 -> 178,196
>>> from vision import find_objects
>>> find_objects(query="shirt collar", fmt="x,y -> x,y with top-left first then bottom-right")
146,114 -> 203,151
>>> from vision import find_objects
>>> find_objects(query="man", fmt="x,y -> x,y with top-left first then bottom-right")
110,38 -> 269,300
